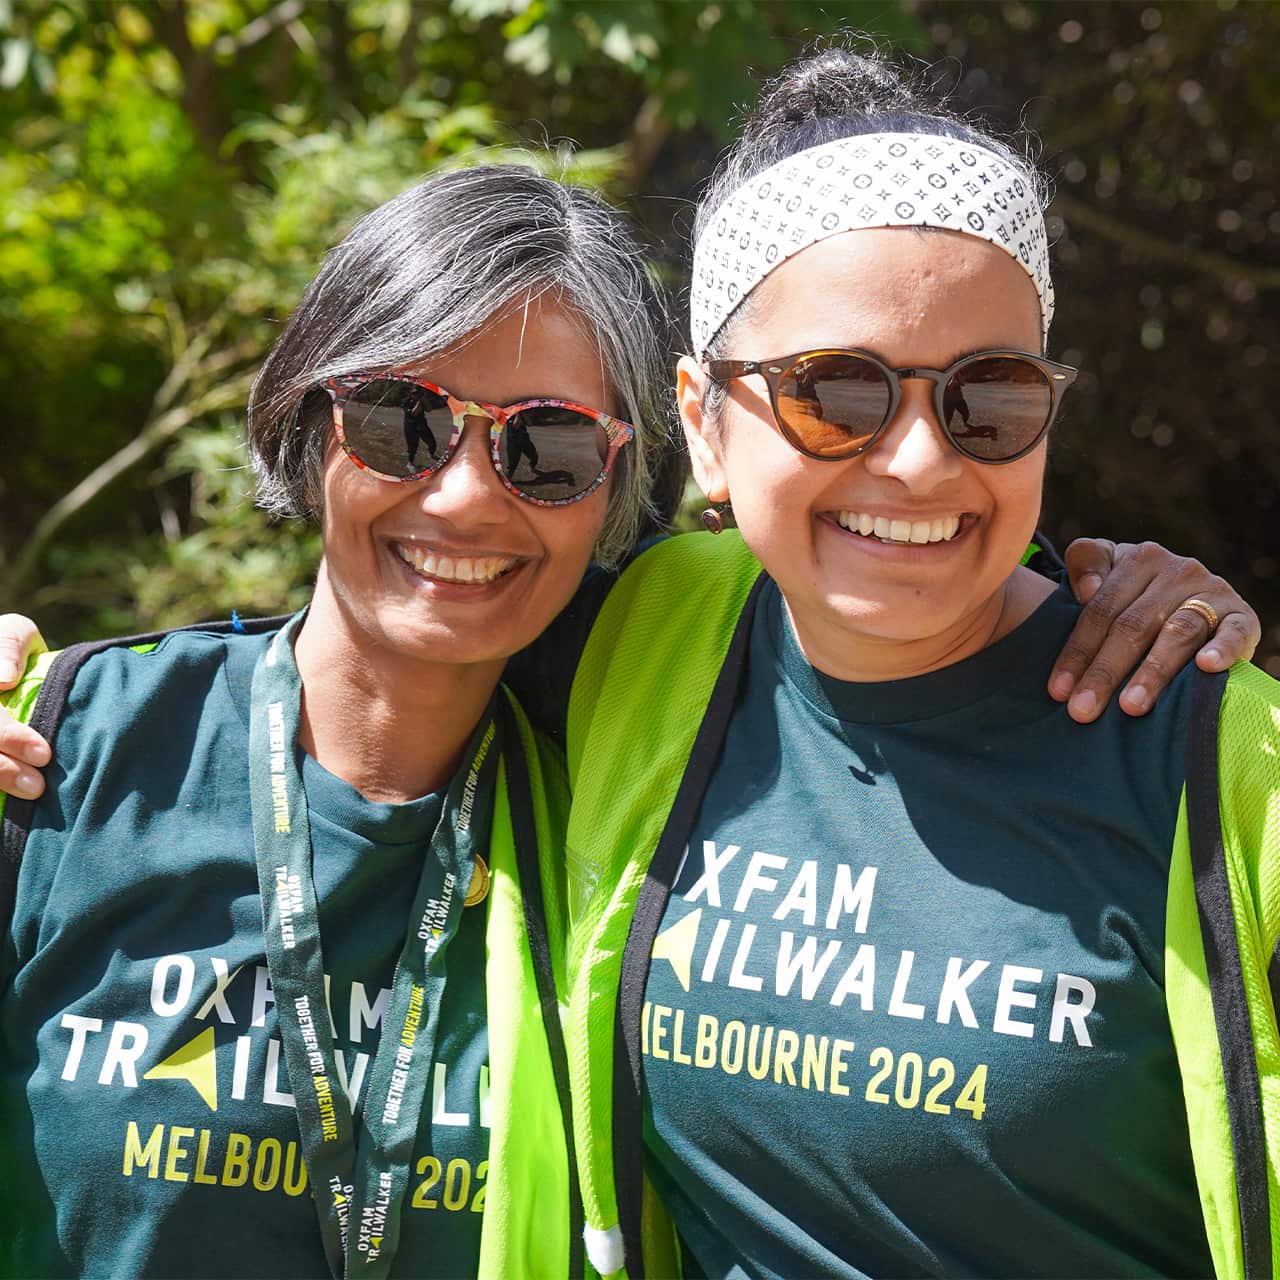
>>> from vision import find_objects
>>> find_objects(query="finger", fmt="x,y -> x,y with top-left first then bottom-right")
1064,598 -> 1162,722
0,708 -> 52,768
0,751 -> 47,801
1114,604 -> 1223,716
1196,610 -> 1260,672
1062,538 -> 1119,606
1067,563 -> 1242,720
1047,560 -> 1156,703
0,614 -> 46,689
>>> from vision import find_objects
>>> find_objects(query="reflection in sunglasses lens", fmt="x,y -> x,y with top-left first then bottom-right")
343,381 -> 452,476
499,405 -> 608,501
778,355 -> 891,457
945,359 -> 1052,461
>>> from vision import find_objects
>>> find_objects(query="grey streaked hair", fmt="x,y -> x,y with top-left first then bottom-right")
695,43 -> 1051,417
248,164 -> 670,567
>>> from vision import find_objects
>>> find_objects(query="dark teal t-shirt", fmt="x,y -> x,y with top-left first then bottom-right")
0,630 -> 490,1279
642,580 -> 1214,1279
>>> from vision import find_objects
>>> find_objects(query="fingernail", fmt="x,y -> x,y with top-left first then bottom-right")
23,741 -> 51,767
1068,689 -> 1098,720
1078,573 -> 1103,599
1201,646 -> 1223,669
0,663 -> 15,684
14,771 -> 39,797
1123,684 -> 1150,714
1049,672 -> 1075,700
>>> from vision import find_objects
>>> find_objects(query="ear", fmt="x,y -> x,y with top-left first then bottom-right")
676,355 -> 730,504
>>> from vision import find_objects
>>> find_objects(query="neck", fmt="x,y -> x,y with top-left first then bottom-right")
785,567 -> 1055,684
292,574 -> 505,803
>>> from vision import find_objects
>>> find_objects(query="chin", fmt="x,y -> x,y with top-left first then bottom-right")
371,613 -> 508,668
820,589 -> 964,645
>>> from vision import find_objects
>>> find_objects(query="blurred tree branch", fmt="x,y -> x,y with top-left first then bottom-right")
7,293 -> 263,597
1053,192 -> 1280,290
397,0 -> 428,92
150,0 -> 241,172
212,0 -> 309,57
326,2 -> 356,105
618,84 -> 680,194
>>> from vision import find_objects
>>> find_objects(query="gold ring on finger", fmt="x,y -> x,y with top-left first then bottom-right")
1173,598 -> 1219,633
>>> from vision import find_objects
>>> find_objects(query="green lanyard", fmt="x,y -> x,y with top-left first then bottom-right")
248,612 -> 498,1278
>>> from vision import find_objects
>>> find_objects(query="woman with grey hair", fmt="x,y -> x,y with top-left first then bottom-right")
0,163 -> 667,1280
0,147 -> 1263,1280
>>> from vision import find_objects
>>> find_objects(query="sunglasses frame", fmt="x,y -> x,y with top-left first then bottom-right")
704,348 -> 1078,465
322,373 -> 635,507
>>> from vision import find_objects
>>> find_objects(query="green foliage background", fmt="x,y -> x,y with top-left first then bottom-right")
2,0 -> 1277,667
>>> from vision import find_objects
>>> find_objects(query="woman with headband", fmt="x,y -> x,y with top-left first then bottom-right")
559,48 -> 1280,1279
0,105 -> 1265,1280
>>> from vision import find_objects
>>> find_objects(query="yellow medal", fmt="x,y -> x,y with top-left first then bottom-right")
464,855 -> 490,907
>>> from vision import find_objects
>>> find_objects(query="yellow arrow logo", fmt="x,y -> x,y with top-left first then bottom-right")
143,1026 -> 218,1111
371,1236 -> 383,1249
651,908 -> 701,993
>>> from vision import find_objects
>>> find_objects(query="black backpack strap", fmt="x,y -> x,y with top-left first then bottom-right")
0,616 -> 288,934
1185,667 -> 1272,1280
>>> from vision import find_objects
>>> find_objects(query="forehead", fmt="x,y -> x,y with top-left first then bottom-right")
735,227 -> 1043,365
409,295 -> 613,409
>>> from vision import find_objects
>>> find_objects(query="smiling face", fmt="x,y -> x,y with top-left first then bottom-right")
314,295 -> 612,675
680,227 -> 1049,680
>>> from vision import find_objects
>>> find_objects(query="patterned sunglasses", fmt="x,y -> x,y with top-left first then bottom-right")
323,373 -> 635,506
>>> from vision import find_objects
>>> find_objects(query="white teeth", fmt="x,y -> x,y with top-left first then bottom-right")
395,544 -> 516,583
836,512 -> 963,545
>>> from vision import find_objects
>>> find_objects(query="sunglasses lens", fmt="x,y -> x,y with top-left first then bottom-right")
775,354 -> 892,457
340,380 -> 452,477
498,405 -> 610,501
943,358 -> 1053,461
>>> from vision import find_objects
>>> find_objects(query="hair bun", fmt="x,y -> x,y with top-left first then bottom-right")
749,45 -> 918,136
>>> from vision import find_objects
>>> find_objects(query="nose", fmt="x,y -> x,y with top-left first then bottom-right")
860,377 -> 964,491
415,416 -> 511,521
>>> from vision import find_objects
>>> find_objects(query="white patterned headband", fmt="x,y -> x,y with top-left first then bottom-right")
690,132 -> 1054,357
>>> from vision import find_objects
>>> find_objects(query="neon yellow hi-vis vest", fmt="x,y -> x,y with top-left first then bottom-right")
0,632 -> 581,1280
563,530 -> 1280,1280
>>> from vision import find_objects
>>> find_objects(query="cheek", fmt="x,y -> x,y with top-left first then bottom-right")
980,450 -> 1046,549
721,415 -> 829,531
996,449 -> 1046,517
532,490 -> 608,573
320,453 -> 401,548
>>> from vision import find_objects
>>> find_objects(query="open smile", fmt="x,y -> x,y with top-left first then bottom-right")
392,541 -> 522,585
833,510 -> 966,546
